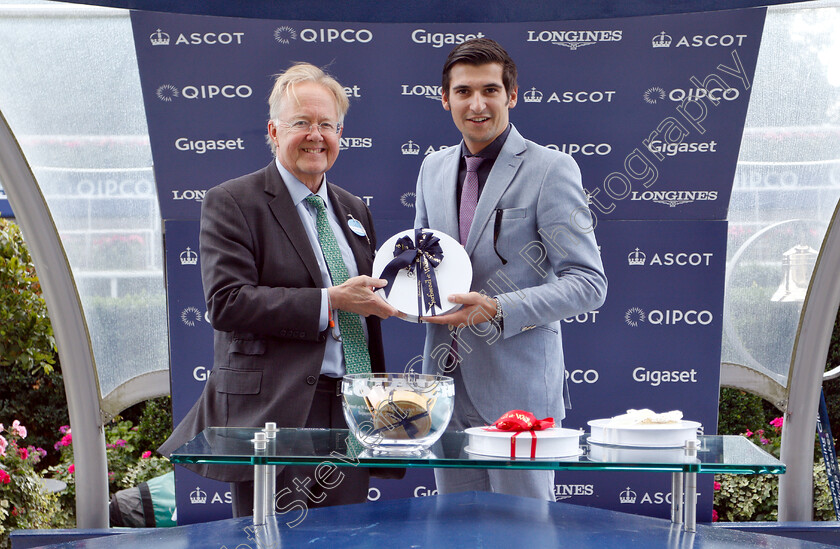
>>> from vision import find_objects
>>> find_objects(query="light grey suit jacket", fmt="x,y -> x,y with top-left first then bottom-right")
414,125 -> 607,423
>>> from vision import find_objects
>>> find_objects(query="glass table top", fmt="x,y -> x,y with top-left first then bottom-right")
170,428 -> 785,475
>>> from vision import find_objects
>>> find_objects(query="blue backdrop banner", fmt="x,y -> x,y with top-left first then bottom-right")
131,8 -> 765,525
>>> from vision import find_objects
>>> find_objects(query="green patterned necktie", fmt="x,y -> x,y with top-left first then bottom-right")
304,194 -> 372,375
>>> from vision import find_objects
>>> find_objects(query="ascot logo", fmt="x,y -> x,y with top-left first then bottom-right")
190,487 -> 207,504
153,31 -> 245,46
620,487 -> 637,504
563,311 -> 599,324
273,26 -> 297,44
180,247 -> 198,266
156,84 -> 253,101
674,34 -> 747,48
401,84 -> 443,101
181,306 -> 203,327
401,141 -> 420,155
523,87 -> 544,103
629,190 -> 718,208
542,90 -> 616,104
525,29 -> 623,51
339,137 -> 373,151
652,32 -> 672,48
628,248 -> 646,266
150,29 -> 170,46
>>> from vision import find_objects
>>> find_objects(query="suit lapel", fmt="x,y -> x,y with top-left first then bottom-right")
465,127 -> 526,255
327,183 -> 372,275
264,164 -> 323,287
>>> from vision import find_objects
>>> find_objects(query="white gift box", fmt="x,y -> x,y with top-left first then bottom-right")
464,426 -> 584,459
587,418 -> 701,448
372,228 -> 472,323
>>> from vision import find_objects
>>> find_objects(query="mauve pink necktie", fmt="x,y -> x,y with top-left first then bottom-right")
459,156 -> 484,245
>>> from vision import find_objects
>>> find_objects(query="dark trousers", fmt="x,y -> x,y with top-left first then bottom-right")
230,376 -> 370,518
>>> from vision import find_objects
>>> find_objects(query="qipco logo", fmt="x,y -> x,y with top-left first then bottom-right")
300,27 -> 373,43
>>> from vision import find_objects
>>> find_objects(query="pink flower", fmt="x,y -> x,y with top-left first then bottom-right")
68,464 -> 75,475
115,439 -> 126,447
745,430 -> 753,437
11,420 -> 27,439
0,470 -> 10,484
18,447 -> 28,460
712,509 -> 719,522
758,429 -> 765,436
141,451 -> 152,459
0,435 -> 7,456
714,481 -> 721,491
761,437 -> 770,445
770,417 -> 784,430
59,425 -> 70,435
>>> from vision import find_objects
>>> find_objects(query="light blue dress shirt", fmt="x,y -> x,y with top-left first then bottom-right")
275,159 -> 368,378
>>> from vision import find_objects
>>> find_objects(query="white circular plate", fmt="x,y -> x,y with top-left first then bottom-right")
372,229 -> 472,322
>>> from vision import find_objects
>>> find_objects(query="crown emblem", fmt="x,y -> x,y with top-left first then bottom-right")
652,32 -> 672,48
628,247 -> 646,266
180,247 -> 198,266
401,140 -> 420,155
150,29 -> 170,46
620,487 -> 637,504
190,486 -> 207,504
523,87 -> 544,103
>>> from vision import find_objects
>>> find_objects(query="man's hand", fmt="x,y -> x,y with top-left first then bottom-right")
328,276 -> 404,319
420,292 -> 496,328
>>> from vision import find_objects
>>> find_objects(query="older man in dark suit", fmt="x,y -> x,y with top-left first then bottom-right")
159,63 -> 399,517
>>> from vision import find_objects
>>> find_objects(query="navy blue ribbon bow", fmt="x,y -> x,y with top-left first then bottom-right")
380,229 -> 444,318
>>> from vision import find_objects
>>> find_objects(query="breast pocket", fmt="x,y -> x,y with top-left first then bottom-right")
494,207 -> 531,263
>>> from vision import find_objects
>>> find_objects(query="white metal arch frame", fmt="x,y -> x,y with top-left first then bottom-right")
779,198 -> 840,521
0,109 -> 109,528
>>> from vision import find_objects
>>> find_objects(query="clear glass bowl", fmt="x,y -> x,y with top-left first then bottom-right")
342,373 -> 454,454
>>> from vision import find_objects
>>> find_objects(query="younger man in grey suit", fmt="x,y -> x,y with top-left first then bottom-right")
414,38 -> 607,501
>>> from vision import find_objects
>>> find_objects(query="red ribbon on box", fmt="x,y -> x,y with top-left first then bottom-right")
483,410 -> 555,459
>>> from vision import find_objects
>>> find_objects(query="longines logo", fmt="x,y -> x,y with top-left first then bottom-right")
524,88 -> 615,104
156,84 -> 252,101
400,192 -> 416,208
339,137 -> 373,151
274,26 -> 373,44
411,29 -> 485,48
628,248 -> 713,267
628,190 -> 718,208
150,29 -> 245,46
180,247 -> 198,265
400,84 -> 443,101
401,141 -> 420,155
172,190 -> 207,202
625,307 -> 714,326
555,484 -> 594,500
526,29 -> 622,50
646,87 -> 740,103
181,306 -> 203,327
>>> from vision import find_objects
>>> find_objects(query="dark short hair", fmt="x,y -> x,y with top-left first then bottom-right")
441,38 -> 518,98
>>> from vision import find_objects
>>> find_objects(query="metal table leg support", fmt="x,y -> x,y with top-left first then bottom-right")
252,431 -> 268,526
684,439 -> 698,533
671,472 -> 684,525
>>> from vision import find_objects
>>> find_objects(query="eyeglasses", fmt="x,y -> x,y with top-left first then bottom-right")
279,119 -> 342,135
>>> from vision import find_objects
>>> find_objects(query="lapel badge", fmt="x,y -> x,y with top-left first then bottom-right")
347,216 -> 367,237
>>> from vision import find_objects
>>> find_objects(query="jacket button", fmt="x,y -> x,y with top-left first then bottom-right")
306,375 -> 316,385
